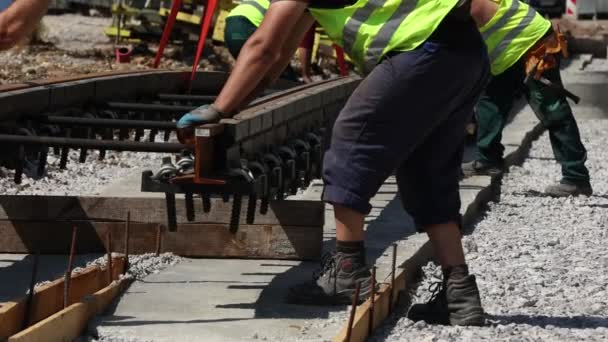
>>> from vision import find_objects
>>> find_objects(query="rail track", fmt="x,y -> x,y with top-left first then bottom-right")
0,70 -> 345,184
0,70 -> 359,255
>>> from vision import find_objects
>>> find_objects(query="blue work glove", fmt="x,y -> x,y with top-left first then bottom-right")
176,104 -> 225,128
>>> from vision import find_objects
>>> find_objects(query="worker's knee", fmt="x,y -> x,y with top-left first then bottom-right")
396,169 -> 462,232
534,106 -> 575,129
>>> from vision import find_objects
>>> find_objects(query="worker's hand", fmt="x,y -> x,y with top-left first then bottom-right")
176,104 -> 225,128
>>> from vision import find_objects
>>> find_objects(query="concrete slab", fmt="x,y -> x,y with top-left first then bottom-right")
88,170 -> 498,341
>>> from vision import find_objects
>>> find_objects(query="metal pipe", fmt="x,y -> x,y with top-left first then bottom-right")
107,232 -> 113,285
389,243 -> 397,314
0,134 -> 186,153
63,226 -> 78,309
185,192 -> 195,222
38,116 -> 176,130
23,252 -> 39,329
155,224 -> 162,256
368,266 -> 376,335
165,192 -> 177,232
124,212 -> 130,275
106,102 -> 196,113
157,94 -> 217,102
345,281 -> 361,342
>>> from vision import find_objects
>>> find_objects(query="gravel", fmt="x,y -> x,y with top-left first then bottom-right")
0,130 -> 172,196
371,119 -> 608,341
72,252 -> 181,281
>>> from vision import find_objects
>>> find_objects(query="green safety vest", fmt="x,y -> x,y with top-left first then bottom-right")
227,0 -> 269,28
308,0 -> 459,73
480,0 -> 551,75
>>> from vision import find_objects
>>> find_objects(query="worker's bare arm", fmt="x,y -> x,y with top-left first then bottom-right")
238,13 -> 315,108
213,0 -> 312,114
0,0 -> 50,50
267,13 -> 315,86
469,0 -> 499,28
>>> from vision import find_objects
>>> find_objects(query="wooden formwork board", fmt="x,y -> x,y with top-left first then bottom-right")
0,196 -> 324,259
0,221 -> 323,259
333,242 -> 434,342
8,277 -> 131,342
0,257 -> 125,340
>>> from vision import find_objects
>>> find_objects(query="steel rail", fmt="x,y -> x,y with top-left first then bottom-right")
0,134 -> 186,153
105,102 -> 197,113
38,116 -> 177,130
157,94 -> 217,102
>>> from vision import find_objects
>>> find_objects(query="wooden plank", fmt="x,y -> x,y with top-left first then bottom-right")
8,278 -> 131,342
332,241 -> 432,342
0,196 -> 324,227
0,221 -> 323,259
0,257 -> 125,340
333,273 -> 405,342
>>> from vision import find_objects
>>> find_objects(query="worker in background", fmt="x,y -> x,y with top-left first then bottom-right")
462,0 -> 592,197
0,0 -> 49,51
297,23 -> 316,83
178,0 -> 490,326
224,0 -> 315,83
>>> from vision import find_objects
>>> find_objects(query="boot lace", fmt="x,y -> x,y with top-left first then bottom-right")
312,252 -> 336,281
426,281 -> 445,305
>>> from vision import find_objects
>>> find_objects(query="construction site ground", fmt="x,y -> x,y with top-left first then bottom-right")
77,57 -> 607,342
0,76 -> 547,342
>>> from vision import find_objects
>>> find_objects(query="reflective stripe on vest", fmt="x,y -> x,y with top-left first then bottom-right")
227,0 -> 269,28
309,0 -> 458,73
480,0 -> 551,75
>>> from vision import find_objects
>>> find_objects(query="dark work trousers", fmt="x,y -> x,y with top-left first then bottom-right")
321,17 -> 490,230
224,16 -> 300,82
475,57 -> 590,185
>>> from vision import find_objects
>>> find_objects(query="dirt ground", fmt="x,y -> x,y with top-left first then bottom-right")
0,14 -> 237,85
0,13 -> 337,86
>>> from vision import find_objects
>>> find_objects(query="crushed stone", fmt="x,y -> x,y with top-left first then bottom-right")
0,130 -> 173,196
370,119 -> 608,341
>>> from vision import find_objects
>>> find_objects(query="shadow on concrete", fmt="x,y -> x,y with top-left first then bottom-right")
488,314 -> 608,329
0,254 -> 100,302
242,191 -> 416,321
97,315 -> 253,326
138,280 -> 270,285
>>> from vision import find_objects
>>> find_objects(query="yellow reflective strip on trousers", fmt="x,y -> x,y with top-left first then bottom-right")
227,0 -> 269,27
480,0 -> 551,75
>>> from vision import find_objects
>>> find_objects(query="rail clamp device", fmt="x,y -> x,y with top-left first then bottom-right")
139,76 -> 360,232
141,122 -> 324,233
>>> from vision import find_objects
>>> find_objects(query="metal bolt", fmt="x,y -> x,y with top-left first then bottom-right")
389,243 -> 397,313
63,226 -> 78,309
124,212 -> 130,275
345,281 -> 361,342
368,266 -> 376,335
107,232 -> 113,285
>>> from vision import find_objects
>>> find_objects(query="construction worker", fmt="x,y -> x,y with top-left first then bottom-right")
177,0 -> 489,326
462,0 -> 592,197
0,0 -> 49,51
224,0 -> 314,83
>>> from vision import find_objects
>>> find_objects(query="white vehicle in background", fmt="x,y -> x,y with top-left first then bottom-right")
523,0 -> 566,18
527,0 -> 608,19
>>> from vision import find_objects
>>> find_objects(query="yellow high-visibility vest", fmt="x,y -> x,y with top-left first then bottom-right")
227,0 -> 269,28
480,0 -> 551,75
308,0 -> 460,73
